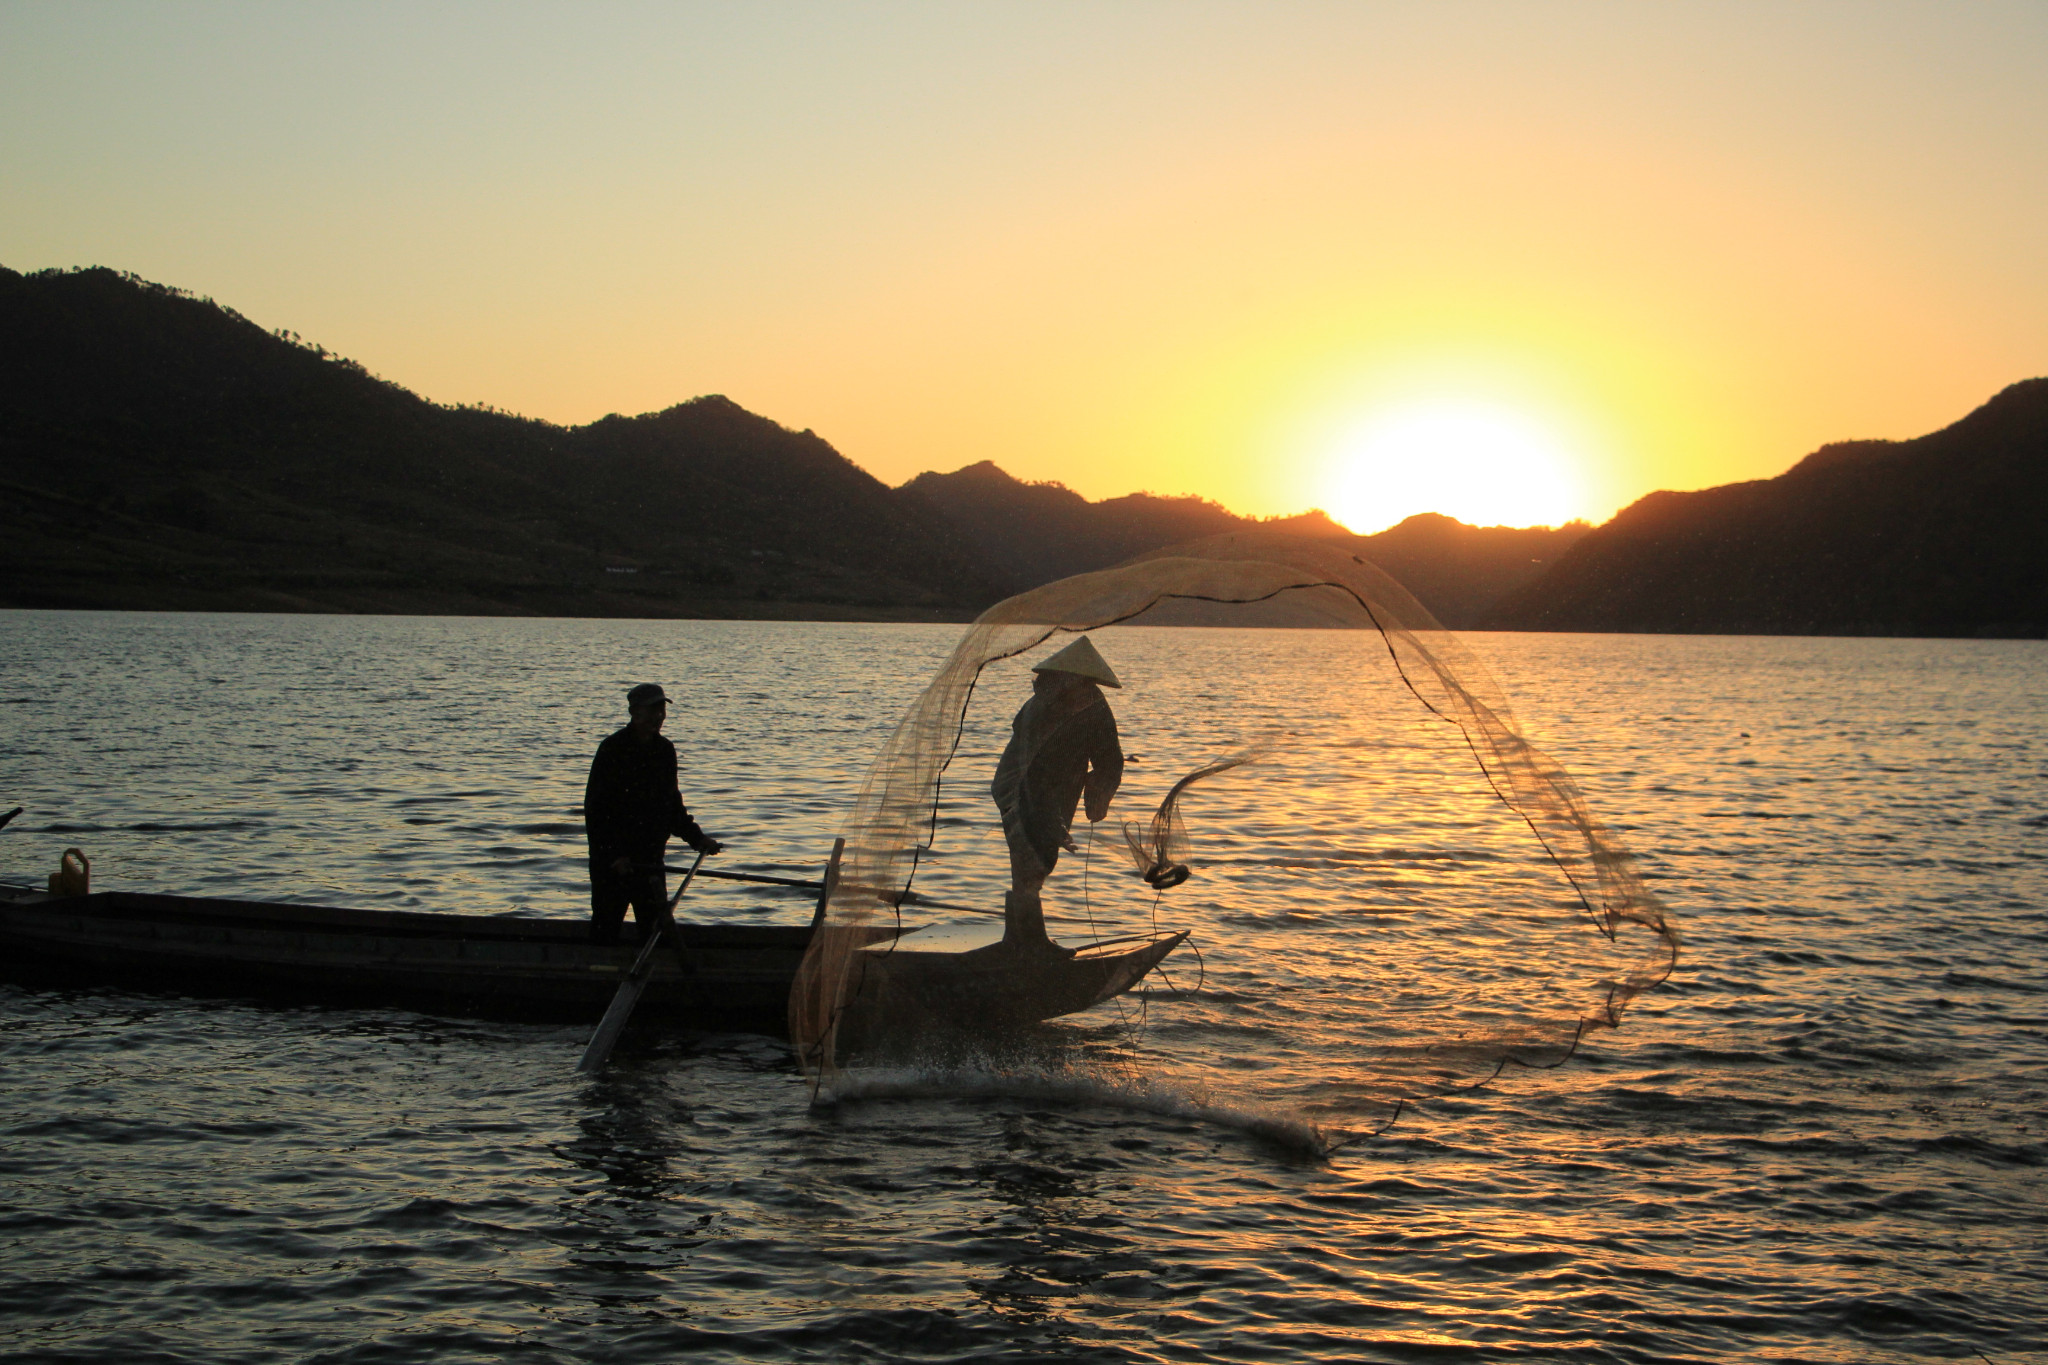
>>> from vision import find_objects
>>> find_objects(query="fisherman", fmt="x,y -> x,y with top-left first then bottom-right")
992,636 -> 1125,951
583,683 -> 723,944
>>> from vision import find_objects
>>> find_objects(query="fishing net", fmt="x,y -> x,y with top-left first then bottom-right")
788,530 -> 1680,1146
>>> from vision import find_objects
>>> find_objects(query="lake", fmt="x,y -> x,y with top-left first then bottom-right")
1,611 -> 2042,1364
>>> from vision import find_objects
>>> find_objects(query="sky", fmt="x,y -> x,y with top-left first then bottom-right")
4,2 -> 2045,532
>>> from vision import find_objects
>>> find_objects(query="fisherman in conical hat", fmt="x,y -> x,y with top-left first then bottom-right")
991,635 -> 1125,952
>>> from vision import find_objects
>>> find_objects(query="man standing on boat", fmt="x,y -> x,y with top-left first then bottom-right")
583,683 -> 723,944
993,636 -> 1124,952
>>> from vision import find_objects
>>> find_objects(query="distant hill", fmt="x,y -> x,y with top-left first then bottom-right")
1489,380 -> 2048,637
902,461 -> 1587,625
0,265 -> 1000,617
899,461 -> 1252,589
1347,513 -> 1590,627
0,263 -> 1703,629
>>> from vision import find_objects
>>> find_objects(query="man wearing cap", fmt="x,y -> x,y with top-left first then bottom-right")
582,683 -> 723,944
992,636 -> 1125,952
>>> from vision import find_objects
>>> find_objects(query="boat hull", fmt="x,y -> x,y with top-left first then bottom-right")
825,929 -> 1191,1058
0,886 -> 820,1028
0,887 -> 1188,1039
857,932 -> 1189,1026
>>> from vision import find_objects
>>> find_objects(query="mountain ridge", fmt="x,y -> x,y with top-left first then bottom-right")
1,265 -> 1002,617
1487,379 -> 2048,637
8,264 -> 2036,636
2,265 -> 1574,624
900,459 -> 1587,625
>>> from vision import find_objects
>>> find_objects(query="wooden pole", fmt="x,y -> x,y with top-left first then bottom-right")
575,846 -> 708,1074
807,838 -> 846,931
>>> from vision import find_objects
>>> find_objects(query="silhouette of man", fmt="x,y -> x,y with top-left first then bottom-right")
583,683 -> 722,944
991,637 -> 1124,950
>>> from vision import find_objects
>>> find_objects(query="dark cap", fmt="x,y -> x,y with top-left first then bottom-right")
626,683 -> 668,709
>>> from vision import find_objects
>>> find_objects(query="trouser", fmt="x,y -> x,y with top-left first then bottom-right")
1004,837 -> 1058,945
1007,839 -> 1056,892
588,856 -> 667,945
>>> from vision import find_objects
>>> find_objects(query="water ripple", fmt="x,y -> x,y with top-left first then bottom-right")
0,615 -> 2043,1363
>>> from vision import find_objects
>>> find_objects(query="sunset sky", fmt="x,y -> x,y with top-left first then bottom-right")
4,2 -> 2044,531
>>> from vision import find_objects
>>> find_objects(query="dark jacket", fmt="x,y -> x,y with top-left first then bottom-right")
992,683 -> 1123,866
583,726 -> 708,863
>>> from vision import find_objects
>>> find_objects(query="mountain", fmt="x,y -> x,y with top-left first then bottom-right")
0,263 -> 1656,628
1488,380 -> 2048,637
0,265 -> 1001,617
1346,513 -> 1590,627
901,461 -> 1587,625
899,461 -> 1251,589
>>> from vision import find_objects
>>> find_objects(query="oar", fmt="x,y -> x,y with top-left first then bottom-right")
576,847 -> 708,1074
686,866 -> 822,891
0,807 -> 22,833
658,856 -> 1115,924
657,862 -> 987,917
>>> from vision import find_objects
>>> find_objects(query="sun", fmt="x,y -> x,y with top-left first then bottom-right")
1324,401 -> 1587,533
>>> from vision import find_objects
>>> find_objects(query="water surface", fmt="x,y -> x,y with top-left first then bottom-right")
2,612 -> 2042,1363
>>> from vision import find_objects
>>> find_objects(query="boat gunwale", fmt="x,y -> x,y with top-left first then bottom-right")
0,885 -> 821,948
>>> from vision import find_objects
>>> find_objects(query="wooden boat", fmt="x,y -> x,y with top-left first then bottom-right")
0,882 -> 1186,1035
853,919 -> 1190,1029
0,882 -> 826,1027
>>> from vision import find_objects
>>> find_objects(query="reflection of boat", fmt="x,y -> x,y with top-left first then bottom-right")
0,884 -> 1179,1033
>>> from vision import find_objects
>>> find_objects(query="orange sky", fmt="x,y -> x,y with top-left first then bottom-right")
4,3 -> 2044,531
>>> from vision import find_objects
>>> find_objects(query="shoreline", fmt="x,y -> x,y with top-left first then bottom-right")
2,597 -> 2041,638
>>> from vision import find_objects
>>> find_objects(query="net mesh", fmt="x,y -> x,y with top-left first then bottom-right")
1117,745 -> 1270,890
789,531 -> 1681,1143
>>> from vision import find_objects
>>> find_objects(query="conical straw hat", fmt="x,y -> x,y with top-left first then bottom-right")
1031,635 -> 1121,688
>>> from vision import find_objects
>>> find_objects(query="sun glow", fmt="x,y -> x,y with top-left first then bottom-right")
1324,402 -> 1588,533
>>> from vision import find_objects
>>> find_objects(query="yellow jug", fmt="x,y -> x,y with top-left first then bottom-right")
48,848 -> 90,898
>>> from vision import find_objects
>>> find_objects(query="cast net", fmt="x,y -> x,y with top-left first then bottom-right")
788,531 -> 1680,1147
